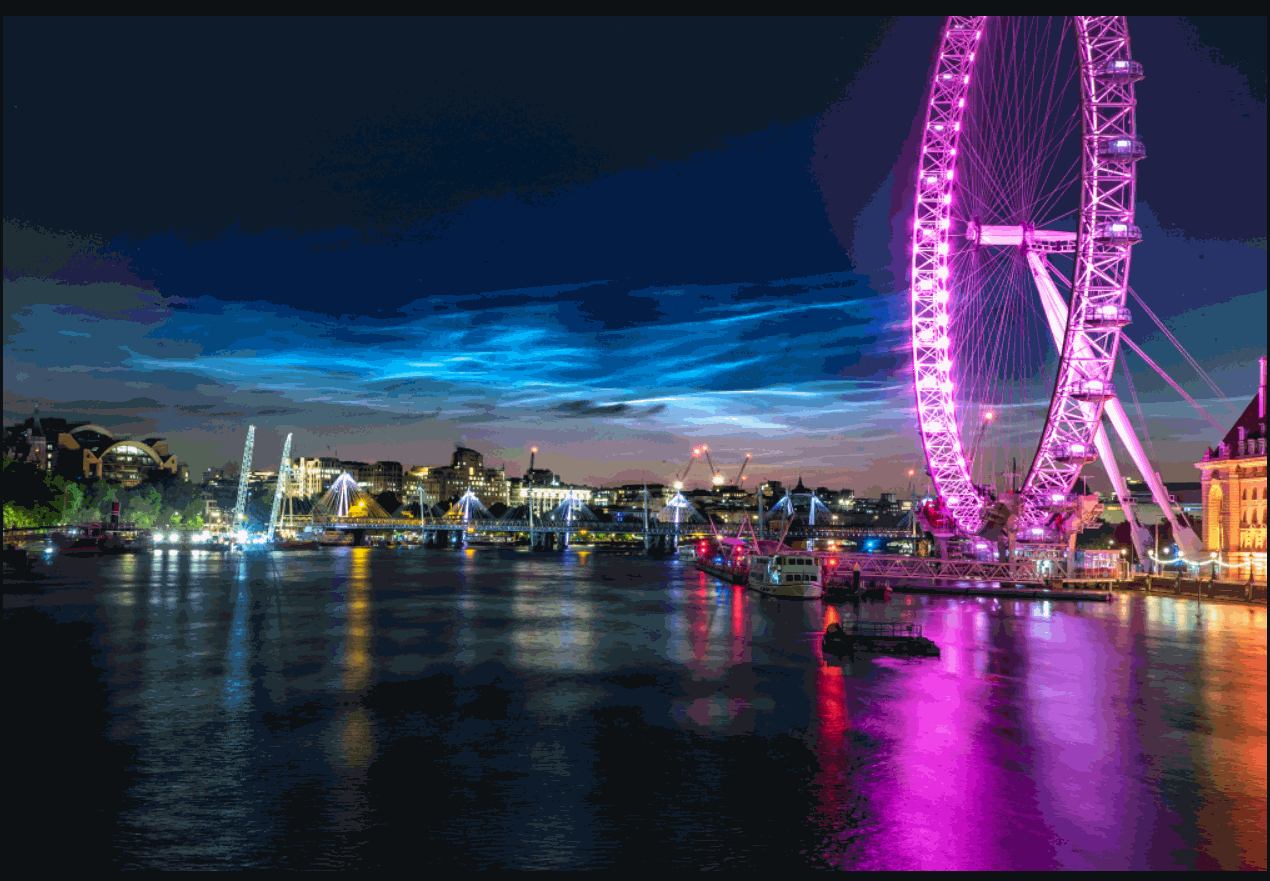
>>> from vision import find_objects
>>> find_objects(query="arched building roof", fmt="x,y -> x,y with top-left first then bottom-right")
69,424 -> 116,439
99,439 -> 165,465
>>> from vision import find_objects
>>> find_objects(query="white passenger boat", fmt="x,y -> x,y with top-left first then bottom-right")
746,552 -> 824,599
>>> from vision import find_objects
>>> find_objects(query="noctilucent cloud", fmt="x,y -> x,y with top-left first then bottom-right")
3,16 -> 1265,491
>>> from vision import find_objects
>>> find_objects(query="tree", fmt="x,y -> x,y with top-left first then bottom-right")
4,500 -> 52,528
125,484 -> 164,529
50,476 -> 86,525
179,499 -> 206,531
85,481 -> 122,521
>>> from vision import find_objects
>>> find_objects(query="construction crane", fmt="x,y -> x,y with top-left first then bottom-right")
700,445 -> 727,486
702,447 -> 752,487
673,446 -> 704,490
231,425 -> 256,540
266,432 -> 293,542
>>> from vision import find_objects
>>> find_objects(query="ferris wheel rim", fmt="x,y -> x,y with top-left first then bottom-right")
908,15 -> 1140,538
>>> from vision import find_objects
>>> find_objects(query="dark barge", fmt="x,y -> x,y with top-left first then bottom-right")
823,621 -> 941,658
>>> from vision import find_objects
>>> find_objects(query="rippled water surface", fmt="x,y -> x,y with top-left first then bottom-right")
5,547 -> 1266,870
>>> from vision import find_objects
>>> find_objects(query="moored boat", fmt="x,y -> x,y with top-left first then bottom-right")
746,551 -> 824,599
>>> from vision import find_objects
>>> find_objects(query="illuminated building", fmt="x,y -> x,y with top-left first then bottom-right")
289,456 -> 343,498
406,447 -> 509,506
1196,356 -> 1268,581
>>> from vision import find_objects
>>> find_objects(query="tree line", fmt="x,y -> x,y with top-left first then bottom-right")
2,457 -> 207,531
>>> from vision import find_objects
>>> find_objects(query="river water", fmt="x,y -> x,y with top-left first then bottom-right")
4,546 -> 1265,870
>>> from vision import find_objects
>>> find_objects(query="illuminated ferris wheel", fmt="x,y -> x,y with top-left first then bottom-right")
909,16 -> 1200,556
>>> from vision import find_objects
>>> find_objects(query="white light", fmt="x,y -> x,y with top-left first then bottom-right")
237,530 -> 248,543
168,532 -> 180,542
153,532 -> 164,542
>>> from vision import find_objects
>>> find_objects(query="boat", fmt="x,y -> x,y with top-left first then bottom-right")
746,550 -> 824,599
860,582 -> 894,601
823,620 -> 939,657
274,539 -> 319,550
694,555 -> 749,585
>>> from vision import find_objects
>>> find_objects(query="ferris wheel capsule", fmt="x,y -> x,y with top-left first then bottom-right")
1095,58 -> 1145,83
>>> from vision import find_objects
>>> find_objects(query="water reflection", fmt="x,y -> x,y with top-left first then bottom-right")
8,550 -> 1265,870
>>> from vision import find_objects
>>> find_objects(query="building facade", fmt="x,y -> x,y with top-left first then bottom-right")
362,461 -> 402,496
3,410 -> 181,487
405,448 -> 509,507
1196,356 -> 1268,582
289,457 -> 342,498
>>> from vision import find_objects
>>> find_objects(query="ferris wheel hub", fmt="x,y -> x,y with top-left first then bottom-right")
964,221 -> 1076,253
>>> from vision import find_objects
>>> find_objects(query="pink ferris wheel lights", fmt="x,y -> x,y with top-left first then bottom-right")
908,15 -> 1144,538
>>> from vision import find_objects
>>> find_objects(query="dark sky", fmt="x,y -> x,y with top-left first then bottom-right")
3,16 -> 1266,492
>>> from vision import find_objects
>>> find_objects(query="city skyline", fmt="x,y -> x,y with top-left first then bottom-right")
4,17 -> 1265,497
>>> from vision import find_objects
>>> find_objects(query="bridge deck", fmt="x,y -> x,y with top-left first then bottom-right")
829,551 -> 1112,586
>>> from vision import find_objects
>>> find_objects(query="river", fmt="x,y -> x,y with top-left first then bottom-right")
4,546 -> 1265,870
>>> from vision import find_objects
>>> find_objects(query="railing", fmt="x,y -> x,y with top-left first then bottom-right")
785,527 -> 912,538
843,621 -> 925,639
312,518 -> 706,534
830,552 -> 1050,584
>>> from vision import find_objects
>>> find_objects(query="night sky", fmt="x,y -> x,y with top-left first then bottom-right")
4,16 -> 1266,493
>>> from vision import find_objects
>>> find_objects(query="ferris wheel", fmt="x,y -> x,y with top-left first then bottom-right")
909,16 -> 1202,558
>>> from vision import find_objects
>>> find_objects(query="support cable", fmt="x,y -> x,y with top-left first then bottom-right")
1119,350 -> 1158,465
1119,335 -> 1226,434
1126,286 -> 1233,410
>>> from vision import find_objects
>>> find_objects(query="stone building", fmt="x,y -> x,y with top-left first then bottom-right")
1196,356 -> 1267,581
